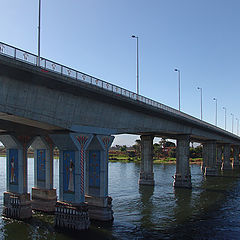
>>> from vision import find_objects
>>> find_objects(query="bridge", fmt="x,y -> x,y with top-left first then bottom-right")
0,41 -> 239,230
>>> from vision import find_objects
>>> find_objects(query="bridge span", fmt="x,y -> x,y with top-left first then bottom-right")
0,41 -> 239,230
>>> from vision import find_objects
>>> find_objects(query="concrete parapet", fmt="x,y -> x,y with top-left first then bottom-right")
31,187 -> 57,212
3,192 -> 32,219
173,174 -> 192,188
54,201 -> 90,231
85,195 -> 113,221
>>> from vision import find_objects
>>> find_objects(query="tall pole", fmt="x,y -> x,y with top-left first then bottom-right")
174,69 -> 180,111
37,0 -> 41,66
197,87 -> 202,120
132,35 -> 139,96
236,118 -> 239,135
231,113 -> 234,133
213,98 -> 217,126
223,107 -> 226,130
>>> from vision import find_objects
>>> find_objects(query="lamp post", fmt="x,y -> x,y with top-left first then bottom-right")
223,107 -> 226,130
174,69 -> 180,111
131,35 -> 139,96
231,113 -> 234,133
197,87 -> 202,120
213,98 -> 217,126
236,118 -> 239,135
37,0 -> 41,66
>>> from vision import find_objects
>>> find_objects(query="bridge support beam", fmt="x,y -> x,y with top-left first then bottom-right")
0,135 -> 34,219
50,133 -> 93,230
31,136 -> 56,212
85,135 -> 114,221
203,141 -> 217,176
173,135 -> 191,188
221,144 -> 232,171
139,135 -> 154,186
216,145 -> 223,170
232,145 -> 240,169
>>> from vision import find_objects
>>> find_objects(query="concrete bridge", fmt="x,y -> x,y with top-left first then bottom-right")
0,41 -> 239,230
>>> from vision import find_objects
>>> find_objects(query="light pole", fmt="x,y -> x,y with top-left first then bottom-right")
223,107 -> 226,130
132,35 -> 139,96
174,69 -> 180,111
213,98 -> 217,126
236,118 -> 239,135
197,87 -> 202,120
231,113 -> 234,133
37,0 -> 41,66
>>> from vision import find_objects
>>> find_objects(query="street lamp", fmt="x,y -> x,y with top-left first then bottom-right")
197,87 -> 202,120
231,113 -> 234,133
37,0 -> 41,66
174,69 -> 180,111
213,98 -> 217,126
131,35 -> 139,96
236,118 -> 239,135
223,107 -> 226,130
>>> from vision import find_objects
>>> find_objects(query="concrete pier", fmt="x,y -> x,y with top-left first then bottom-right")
50,133 -> 93,230
232,145 -> 240,169
221,144 -> 232,170
216,145 -> 223,170
173,135 -> 192,188
203,141 -> 217,176
31,136 -> 56,212
85,135 -> 114,221
139,135 -> 154,186
0,134 -> 34,219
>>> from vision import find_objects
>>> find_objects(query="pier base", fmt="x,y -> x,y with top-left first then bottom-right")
31,188 -> 57,213
173,174 -> 192,188
3,192 -> 32,219
85,195 -> 113,221
55,201 -> 90,231
204,167 -> 217,176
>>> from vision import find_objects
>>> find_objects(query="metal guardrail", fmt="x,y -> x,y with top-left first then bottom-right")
0,41 -> 238,138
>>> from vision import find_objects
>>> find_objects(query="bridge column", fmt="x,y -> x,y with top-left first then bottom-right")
31,136 -> 56,212
139,135 -> 154,186
0,135 -> 34,219
173,135 -> 191,188
221,144 -> 232,170
85,135 -> 114,221
201,143 -> 207,173
232,145 -> 240,168
50,133 -> 93,231
203,141 -> 217,176
216,145 -> 223,170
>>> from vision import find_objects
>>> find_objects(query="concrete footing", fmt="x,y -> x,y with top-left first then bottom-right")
173,174 -> 192,188
31,188 -> 57,212
55,201 -> 90,231
85,195 -> 113,221
205,167 -> 217,176
138,172 -> 155,186
3,192 -> 32,219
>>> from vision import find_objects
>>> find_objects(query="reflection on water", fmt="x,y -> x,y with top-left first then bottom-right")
0,159 -> 240,239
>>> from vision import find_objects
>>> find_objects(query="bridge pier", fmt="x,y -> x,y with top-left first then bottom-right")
173,135 -> 192,188
139,135 -> 154,186
232,145 -> 240,169
216,145 -> 223,170
50,133 -> 93,230
31,136 -> 56,212
221,144 -> 232,170
0,135 -> 34,219
85,135 -> 114,221
203,141 -> 217,176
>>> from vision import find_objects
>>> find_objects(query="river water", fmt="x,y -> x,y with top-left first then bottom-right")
0,158 -> 240,239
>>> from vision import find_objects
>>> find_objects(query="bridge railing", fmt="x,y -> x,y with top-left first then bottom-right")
0,41 -> 237,137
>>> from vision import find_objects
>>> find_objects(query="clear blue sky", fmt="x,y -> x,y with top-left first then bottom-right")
1,0 -> 240,146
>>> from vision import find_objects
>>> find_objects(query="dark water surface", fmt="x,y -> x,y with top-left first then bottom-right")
0,158 -> 240,239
